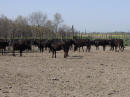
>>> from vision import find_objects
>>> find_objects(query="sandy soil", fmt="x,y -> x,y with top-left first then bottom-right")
0,46 -> 130,97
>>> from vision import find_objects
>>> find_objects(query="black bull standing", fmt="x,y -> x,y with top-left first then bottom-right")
47,40 -> 74,58
0,41 -> 9,55
12,40 -> 32,56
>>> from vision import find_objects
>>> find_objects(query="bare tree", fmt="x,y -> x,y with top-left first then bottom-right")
0,12 -> 74,40
28,12 -> 48,39
44,20 -> 56,39
28,11 -> 47,26
53,13 -> 64,33
45,20 -> 53,28
0,15 -> 12,39
14,15 -> 30,38
15,15 -> 28,25
58,24 -> 72,39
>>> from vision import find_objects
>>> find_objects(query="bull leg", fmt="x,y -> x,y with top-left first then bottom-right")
64,50 -> 68,58
88,46 -> 91,52
49,49 -> 51,53
115,45 -> 119,52
1,49 -> 3,55
52,52 -> 53,58
86,46 -> 88,52
119,45 -> 124,52
55,51 -> 56,58
118,45 -> 120,52
103,46 -> 106,51
113,47 -> 115,51
121,45 -> 124,52
69,46 -> 72,50
39,48 -> 41,52
4,49 -> 6,55
20,50 -> 22,56
40,48 -> 42,52
96,46 -> 99,50
64,50 -> 69,58
45,47 -> 47,50
110,46 -> 112,51
66,50 -> 68,57
88,48 -> 90,52
64,52 -> 68,58
90,46 -> 91,52
112,47 -> 114,51
43,47 -> 44,52
52,51 -> 54,58
41,48 -> 43,53
67,50 -> 69,57
119,45 -> 122,51
82,46 -> 84,52
115,46 -> 118,52
64,52 -> 66,58
3,49 -> 6,55
13,50 -> 15,56
122,47 -> 124,52
111,46 -> 114,51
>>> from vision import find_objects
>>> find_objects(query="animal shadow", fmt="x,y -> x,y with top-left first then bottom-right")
67,55 -> 83,59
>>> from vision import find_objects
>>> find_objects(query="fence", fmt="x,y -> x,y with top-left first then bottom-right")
75,32 -> 130,46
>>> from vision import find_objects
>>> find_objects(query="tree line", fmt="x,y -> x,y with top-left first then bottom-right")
0,12 -> 75,39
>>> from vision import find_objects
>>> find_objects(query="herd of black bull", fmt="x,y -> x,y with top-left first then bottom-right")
0,39 -> 124,58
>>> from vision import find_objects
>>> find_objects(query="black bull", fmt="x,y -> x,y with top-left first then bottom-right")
74,39 -> 92,52
73,39 -> 124,52
94,39 -> 124,52
12,40 -> 32,56
0,38 -> 125,57
0,41 -> 9,55
33,39 -> 48,52
47,40 -> 74,58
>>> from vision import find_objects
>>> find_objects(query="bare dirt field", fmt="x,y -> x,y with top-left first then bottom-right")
0,46 -> 130,97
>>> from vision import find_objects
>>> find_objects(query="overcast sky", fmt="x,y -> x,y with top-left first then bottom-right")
0,0 -> 130,32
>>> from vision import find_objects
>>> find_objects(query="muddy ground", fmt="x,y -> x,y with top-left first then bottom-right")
0,46 -> 130,97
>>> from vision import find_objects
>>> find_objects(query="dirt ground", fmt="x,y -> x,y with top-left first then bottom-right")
0,46 -> 130,97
